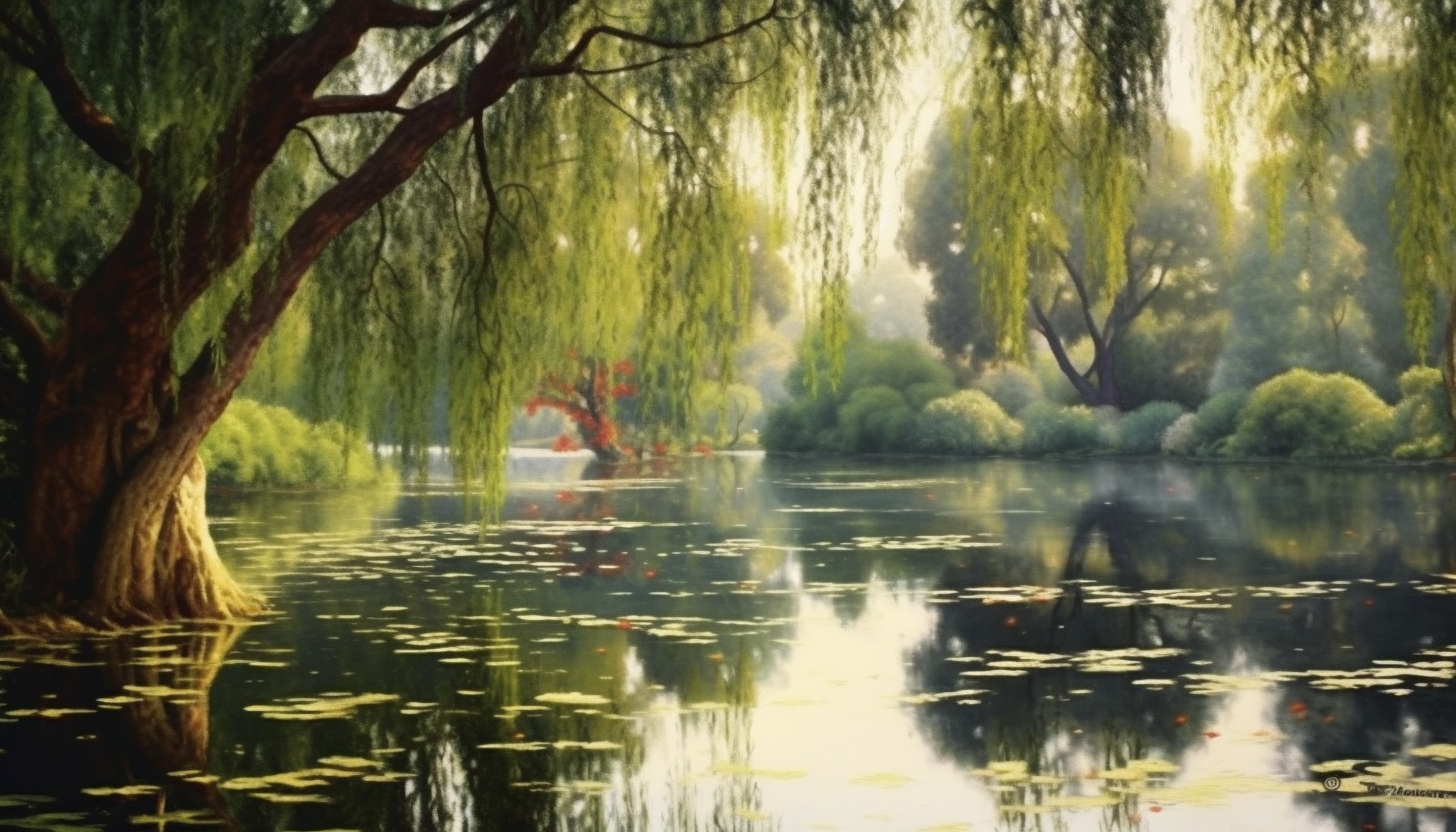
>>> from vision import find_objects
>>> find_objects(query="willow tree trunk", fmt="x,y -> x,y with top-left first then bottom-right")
19,270 -> 259,625
2,4 -> 551,626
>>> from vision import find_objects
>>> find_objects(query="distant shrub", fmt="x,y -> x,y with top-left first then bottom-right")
1116,401 -> 1187,454
1392,367 -> 1455,459
1160,412 -> 1201,455
764,319 -> 955,454
915,390 -> 1023,454
1194,387 -> 1250,451
834,385 -> 917,452
1020,403 -> 1117,455
904,380 -> 958,410
973,364 -> 1044,416
1226,370 -> 1394,458
201,398 -> 390,488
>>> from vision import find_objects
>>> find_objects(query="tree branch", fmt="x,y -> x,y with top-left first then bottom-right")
1030,298 -> 1097,403
522,1 -> 780,78
1054,247 -> 1103,344
0,282 -> 49,373
1,1 -> 138,176
578,75 -> 695,162
307,7 -> 500,118
167,12 -> 543,471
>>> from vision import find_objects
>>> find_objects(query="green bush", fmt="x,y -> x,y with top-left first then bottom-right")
973,364 -> 1043,416
1226,370 -> 1395,458
1194,387 -> 1250,451
764,318 -> 955,454
1392,367 -> 1454,459
1116,401 -> 1187,454
1020,403 -> 1117,455
1160,412 -> 1200,455
835,386 -> 916,452
915,390 -> 1022,454
201,398 -> 391,488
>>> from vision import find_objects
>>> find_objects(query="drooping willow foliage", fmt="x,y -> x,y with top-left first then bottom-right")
946,0 -> 1456,373
1391,1 -> 1456,359
1198,0 -> 1371,243
0,0 -> 911,512
949,0 -> 1168,358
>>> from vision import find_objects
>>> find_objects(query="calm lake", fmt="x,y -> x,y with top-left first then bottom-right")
5,454 -> 1456,831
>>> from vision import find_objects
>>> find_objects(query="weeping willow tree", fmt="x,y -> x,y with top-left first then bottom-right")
950,0 -> 1168,360
952,0 -> 1456,425
0,0 -> 908,624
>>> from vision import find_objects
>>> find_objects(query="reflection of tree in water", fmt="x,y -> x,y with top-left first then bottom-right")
906,491 -> 1222,831
0,625 -> 245,829
906,465 -> 1456,831
200,456 -> 792,832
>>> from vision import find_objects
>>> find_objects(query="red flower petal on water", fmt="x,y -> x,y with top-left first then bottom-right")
1290,701 -> 1308,715
1174,713 -> 1190,726
616,619 -> 632,630
1148,805 -> 1162,813
1003,615 -> 1018,628
1204,731 -> 1220,739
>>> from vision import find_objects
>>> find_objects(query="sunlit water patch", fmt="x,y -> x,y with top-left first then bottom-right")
4,457 -> 1456,830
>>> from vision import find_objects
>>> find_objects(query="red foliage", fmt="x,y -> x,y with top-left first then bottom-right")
552,434 -> 580,452
528,355 -> 638,458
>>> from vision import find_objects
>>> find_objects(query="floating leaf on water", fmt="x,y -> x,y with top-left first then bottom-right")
0,796 -> 53,809
219,778 -> 272,791
318,756 -> 382,770
6,708 -> 97,719
122,684 -> 199,700
0,811 -> 98,831
247,693 -> 399,721
1411,744 -> 1456,760
361,772 -> 413,783
478,742 -> 549,751
130,810 -> 223,825
79,784 -> 159,797
251,792 -> 332,804
535,692 -> 610,707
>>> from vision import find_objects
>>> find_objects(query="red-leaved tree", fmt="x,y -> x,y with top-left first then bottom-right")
526,357 -> 636,461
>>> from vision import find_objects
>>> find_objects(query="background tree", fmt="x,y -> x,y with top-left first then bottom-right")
0,0 -> 908,623
1212,184 -> 1394,397
907,120 -> 1219,410
525,357 -> 636,461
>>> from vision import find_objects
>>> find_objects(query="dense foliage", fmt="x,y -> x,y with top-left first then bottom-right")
762,323 -> 953,453
199,399 -> 389,488
1392,367 -> 1456,460
1226,370 -> 1395,459
914,391 -> 1021,455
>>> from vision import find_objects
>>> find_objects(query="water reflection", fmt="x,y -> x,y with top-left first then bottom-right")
0,624 -> 244,830
2,456 -> 1456,830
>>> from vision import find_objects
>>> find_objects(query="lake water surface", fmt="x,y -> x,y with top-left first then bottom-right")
5,454 -> 1456,831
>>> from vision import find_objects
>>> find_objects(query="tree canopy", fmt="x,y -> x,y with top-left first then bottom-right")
0,0 -> 913,620
5,0 -> 1456,622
